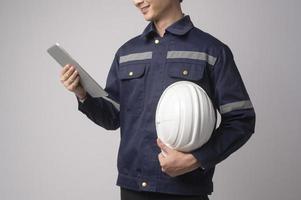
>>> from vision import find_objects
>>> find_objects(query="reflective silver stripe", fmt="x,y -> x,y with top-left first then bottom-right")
120,52 -> 152,64
220,100 -> 253,114
167,51 -> 217,65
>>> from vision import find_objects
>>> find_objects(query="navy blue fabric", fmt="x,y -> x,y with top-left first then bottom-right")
77,15 -> 256,196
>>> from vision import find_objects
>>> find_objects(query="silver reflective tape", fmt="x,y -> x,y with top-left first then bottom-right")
220,100 -> 253,114
167,51 -> 217,65
120,52 -> 152,63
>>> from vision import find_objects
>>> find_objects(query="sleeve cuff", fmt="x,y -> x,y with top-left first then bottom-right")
190,147 -> 213,170
76,92 -> 92,110
78,96 -> 87,103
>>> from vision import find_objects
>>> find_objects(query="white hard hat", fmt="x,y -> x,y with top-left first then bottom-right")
155,81 -> 216,152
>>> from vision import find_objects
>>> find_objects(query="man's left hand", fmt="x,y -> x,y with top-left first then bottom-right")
157,138 -> 201,177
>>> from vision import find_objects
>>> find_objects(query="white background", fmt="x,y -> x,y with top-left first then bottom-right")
0,0 -> 300,199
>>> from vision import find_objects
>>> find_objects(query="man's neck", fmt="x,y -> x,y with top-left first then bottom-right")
153,7 -> 184,38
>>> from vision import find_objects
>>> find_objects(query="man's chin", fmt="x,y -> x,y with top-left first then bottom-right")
143,16 -> 153,21
143,14 -> 156,22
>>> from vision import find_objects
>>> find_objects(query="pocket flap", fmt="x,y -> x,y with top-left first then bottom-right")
167,62 -> 205,81
118,64 -> 146,80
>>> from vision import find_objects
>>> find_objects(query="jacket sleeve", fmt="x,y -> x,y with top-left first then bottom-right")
76,53 -> 121,130
191,45 -> 256,169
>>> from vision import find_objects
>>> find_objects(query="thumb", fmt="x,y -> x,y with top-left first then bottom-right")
157,138 -> 172,155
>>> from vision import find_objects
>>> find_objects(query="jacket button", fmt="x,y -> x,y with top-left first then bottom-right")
154,39 -> 160,44
142,182 -> 148,187
182,69 -> 189,76
129,71 -> 134,76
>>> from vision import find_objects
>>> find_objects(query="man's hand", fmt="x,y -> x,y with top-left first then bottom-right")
157,138 -> 201,177
60,64 -> 87,100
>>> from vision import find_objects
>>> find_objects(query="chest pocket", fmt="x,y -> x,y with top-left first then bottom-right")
118,63 -> 148,116
167,61 -> 205,82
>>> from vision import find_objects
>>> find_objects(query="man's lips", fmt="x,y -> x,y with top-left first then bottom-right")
141,5 -> 150,14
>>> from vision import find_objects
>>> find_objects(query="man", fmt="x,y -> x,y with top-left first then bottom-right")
59,0 -> 256,199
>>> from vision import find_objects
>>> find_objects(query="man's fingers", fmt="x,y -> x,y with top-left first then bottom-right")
67,76 -> 80,91
158,152 -> 165,161
157,138 -> 172,155
61,65 -> 75,82
60,64 -> 70,76
65,70 -> 78,86
61,64 -> 71,76
158,152 -> 167,172
156,138 -> 165,150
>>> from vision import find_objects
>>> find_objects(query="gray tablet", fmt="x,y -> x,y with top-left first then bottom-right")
47,43 -> 120,110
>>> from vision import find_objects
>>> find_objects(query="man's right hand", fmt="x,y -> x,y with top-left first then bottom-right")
60,64 -> 87,100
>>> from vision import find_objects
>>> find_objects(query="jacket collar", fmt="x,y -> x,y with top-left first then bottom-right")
140,15 -> 194,39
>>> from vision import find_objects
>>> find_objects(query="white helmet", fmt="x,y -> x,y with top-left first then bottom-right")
155,81 -> 216,152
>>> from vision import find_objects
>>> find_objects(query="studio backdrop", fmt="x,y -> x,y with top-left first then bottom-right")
0,0 -> 300,200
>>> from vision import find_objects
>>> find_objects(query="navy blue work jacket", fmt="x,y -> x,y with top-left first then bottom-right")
77,15 -> 256,196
